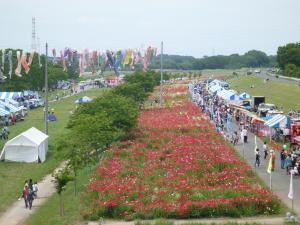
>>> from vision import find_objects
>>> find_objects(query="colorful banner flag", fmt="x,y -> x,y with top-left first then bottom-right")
15,51 -> 22,77
8,50 -> 12,79
79,53 -> 84,76
267,154 -> 273,174
52,48 -> 57,64
288,171 -> 294,199
28,52 -> 35,66
123,49 -> 132,65
21,51 -> 30,74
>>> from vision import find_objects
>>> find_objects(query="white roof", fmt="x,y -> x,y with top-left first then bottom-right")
217,90 -> 237,101
209,85 -> 223,93
264,114 -> 287,128
6,127 -> 48,146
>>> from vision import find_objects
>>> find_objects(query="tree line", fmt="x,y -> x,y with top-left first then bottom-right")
277,43 -> 300,78
53,70 -> 165,215
149,50 -> 276,70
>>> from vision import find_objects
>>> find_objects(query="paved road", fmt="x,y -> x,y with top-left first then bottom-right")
227,122 -> 300,215
257,71 -> 300,86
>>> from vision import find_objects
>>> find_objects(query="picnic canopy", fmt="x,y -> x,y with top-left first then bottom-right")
0,127 -> 48,163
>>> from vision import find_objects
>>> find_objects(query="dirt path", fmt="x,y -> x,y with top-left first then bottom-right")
0,162 -> 65,225
86,216 -> 287,225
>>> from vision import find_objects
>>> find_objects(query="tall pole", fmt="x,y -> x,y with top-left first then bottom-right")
45,43 -> 48,135
160,41 -> 163,107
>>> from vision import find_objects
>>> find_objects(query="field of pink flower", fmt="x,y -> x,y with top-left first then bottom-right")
82,84 -> 281,220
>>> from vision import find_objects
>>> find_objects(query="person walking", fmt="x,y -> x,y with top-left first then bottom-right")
255,148 -> 261,167
22,184 -> 29,209
263,142 -> 268,159
280,149 -> 286,169
27,188 -> 34,210
242,127 -> 248,143
32,181 -> 38,198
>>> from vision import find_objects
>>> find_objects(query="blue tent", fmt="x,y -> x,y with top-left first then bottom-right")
75,96 -> 92,104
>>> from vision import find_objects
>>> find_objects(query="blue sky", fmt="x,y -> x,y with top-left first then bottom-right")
1,0 -> 300,57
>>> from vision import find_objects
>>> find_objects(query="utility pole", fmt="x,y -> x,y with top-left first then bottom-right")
160,41 -> 163,107
45,43 -> 48,135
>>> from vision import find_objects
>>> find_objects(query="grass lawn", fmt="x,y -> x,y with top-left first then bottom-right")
227,75 -> 300,113
0,88 -> 105,214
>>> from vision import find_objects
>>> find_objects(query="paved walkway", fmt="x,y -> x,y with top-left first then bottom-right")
0,162 -> 65,225
87,216 -> 287,225
226,121 -> 300,215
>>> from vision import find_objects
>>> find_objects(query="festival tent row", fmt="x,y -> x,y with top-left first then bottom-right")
205,79 -> 289,138
0,127 -> 48,163
0,92 -> 23,100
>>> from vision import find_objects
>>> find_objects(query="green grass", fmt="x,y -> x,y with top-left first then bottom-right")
227,75 -> 300,113
25,165 -> 96,225
0,88 -> 105,214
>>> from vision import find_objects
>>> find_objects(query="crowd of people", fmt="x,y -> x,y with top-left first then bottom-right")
191,80 -> 300,176
20,179 -> 38,210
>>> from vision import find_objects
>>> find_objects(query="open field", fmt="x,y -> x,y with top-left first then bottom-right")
226,75 -> 300,113
0,88 -> 105,214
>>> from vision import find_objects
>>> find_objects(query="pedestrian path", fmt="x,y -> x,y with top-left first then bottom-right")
0,163 -> 65,225
227,122 -> 300,215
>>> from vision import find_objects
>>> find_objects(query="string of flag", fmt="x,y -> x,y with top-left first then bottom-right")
0,46 -> 158,80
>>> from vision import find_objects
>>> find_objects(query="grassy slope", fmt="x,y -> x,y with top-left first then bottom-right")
0,88 -> 104,214
227,75 -> 300,113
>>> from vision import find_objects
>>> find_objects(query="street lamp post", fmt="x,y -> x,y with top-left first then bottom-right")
45,43 -> 48,135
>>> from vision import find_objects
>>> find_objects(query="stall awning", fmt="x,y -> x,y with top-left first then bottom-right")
0,92 -> 22,100
0,107 -> 10,116
209,85 -> 223,93
217,90 -> 236,101
264,114 -> 287,128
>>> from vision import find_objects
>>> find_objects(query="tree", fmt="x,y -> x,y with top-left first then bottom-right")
277,43 -> 300,70
284,64 -> 300,78
53,168 -> 74,216
111,83 -> 149,106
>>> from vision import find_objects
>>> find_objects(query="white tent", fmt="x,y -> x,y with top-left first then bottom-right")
209,85 -> 223,94
217,90 -> 237,101
0,127 -> 48,163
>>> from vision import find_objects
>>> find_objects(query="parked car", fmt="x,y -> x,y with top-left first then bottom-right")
257,103 -> 283,117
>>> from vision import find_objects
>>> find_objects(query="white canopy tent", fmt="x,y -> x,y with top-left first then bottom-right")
0,127 -> 48,163
209,85 -> 223,94
217,90 -> 237,101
